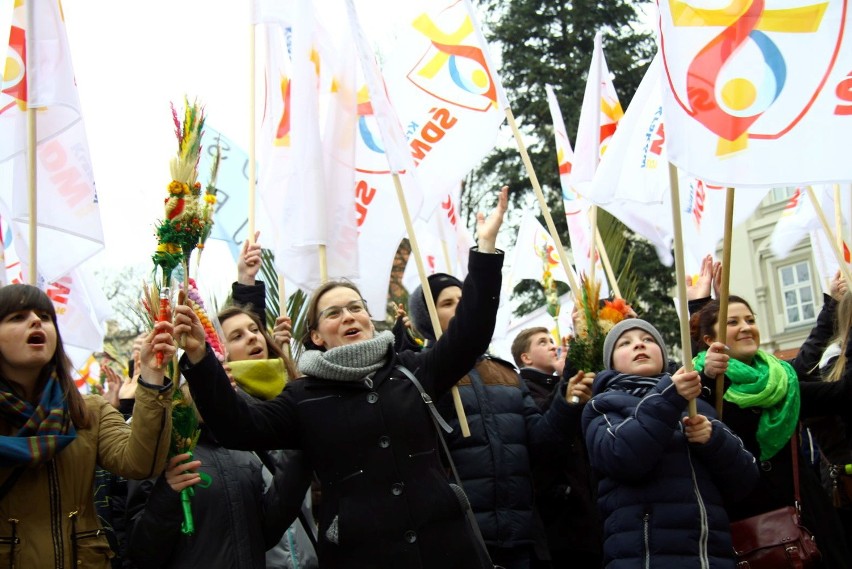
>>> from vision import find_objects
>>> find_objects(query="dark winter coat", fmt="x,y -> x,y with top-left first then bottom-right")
125,427 -> 290,568
183,249 -> 503,569
700,361 -> 852,568
435,357 -> 580,549
523,367 -> 602,563
583,370 -> 759,568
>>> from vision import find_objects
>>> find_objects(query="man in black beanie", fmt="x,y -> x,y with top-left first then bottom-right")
408,274 -> 584,569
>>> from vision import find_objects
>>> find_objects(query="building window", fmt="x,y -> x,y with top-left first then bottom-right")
778,261 -> 816,325
770,187 -> 798,203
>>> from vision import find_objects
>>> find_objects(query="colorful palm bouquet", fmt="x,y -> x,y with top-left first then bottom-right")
567,277 -> 632,373
141,98 -> 221,535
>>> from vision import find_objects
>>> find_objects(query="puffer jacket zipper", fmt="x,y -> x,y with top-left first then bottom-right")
643,513 -> 650,569
47,462 -> 63,568
686,446 -> 710,569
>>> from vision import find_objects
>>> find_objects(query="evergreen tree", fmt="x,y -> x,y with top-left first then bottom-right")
464,0 -> 679,350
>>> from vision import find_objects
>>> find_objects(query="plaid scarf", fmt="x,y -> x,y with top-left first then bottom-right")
0,373 -> 77,467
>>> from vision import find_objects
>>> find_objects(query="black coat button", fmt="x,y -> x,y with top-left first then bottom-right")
379,436 -> 390,448
392,483 -> 404,496
404,530 -> 417,543
367,392 -> 379,404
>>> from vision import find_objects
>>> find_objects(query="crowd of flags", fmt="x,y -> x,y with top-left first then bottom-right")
2,0 -> 852,382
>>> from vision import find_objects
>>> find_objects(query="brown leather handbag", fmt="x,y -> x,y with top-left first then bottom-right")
730,435 -> 821,568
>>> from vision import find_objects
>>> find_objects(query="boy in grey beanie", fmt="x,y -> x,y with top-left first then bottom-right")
581,317 -> 758,568
601,319 -> 667,373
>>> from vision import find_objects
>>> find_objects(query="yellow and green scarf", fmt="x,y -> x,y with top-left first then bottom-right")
229,358 -> 288,401
694,349 -> 799,460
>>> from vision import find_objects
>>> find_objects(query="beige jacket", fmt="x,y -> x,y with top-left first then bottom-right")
0,382 -> 172,568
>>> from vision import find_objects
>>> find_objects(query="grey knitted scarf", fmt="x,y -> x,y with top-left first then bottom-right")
298,331 -> 394,382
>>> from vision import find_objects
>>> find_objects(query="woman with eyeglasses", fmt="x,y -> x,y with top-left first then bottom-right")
173,188 -> 508,569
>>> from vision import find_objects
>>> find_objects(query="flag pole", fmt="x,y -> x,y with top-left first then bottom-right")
392,173 -> 471,437
248,16 -> 257,242
834,184 -> 844,255
505,109 -> 581,302
806,187 -> 852,286
714,188 -> 735,418
278,274 -> 292,359
594,228 -> 621,299
318,244 -> 328,283
588,33 -> 602,291
26,0 -> 37,285
434,206 -> 454,274
668,162 -> 697,417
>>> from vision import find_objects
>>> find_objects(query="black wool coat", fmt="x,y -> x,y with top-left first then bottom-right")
183,250 -> 503,569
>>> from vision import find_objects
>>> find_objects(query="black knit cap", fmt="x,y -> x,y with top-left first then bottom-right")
408,273 -> 464,342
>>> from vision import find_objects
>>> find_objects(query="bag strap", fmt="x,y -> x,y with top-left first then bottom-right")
395,365 -> 496,567
792,429 -> 802,508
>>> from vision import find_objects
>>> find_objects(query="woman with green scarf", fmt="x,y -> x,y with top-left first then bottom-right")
691,295 -> 852,568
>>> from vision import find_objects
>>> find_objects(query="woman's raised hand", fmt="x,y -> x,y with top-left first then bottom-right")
139,321 -> 176,385
173,304 -> 208,364
476,186 -> 509,254
273,315 -> 293,351
702,342 -> 729,380
237,231 -> 263,285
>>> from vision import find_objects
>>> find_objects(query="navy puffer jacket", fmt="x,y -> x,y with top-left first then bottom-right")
582,370 -> 758,568
436,356 -> 580,548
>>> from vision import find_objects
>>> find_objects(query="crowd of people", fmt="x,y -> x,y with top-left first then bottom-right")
3,193 -> 852,567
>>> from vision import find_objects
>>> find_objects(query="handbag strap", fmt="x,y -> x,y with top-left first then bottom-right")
395,365 -> 496,566
791,429 -> 802,510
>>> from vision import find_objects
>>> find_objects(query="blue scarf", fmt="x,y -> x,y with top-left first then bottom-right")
0,373 -> 77,467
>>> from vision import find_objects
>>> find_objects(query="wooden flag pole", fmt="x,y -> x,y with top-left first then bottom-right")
594,227 -> 622,299
714,188 -> 735,418
668,163 -> 697,417
504,108 -> 581,300
247,20 -> 257,242
26,0 -> 37,285
834,184 -> 844,254
278,275 -> 292,360
807,187 -> 852,287
392,174 -> 471,437
588,42 -> 602,293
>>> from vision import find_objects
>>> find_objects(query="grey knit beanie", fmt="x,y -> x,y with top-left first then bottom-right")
409,273 -> 464,342
602,319 -> 667,372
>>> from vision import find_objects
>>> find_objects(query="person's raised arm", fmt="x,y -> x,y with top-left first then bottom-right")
474,185 -> 508,253
237,231 -> 263,286
175,304 -> 298,451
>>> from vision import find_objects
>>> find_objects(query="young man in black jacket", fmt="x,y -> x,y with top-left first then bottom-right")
511,327 -> 601,569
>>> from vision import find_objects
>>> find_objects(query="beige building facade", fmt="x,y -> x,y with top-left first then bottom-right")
725,187 -> 835,359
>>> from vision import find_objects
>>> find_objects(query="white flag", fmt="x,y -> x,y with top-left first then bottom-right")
509,212 -> 573,289
770,185 -> 850,259
0,0 -> 104,282
382,0 -> 506,218
571,31 -> 624,189
658,0 -> 852,186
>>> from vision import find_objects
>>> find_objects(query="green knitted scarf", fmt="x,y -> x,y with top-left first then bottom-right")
694,349 -> 799,460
